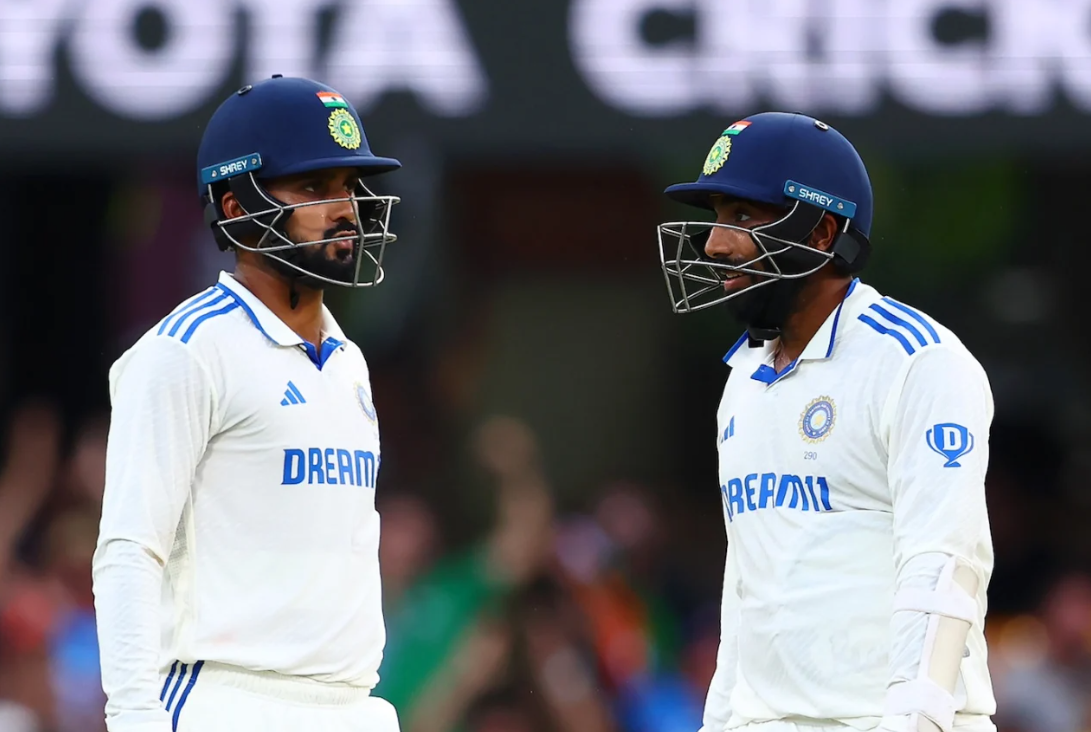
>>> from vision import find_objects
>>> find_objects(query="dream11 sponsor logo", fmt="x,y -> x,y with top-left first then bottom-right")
0,0 -> 488,120
569,0 -> 1091,117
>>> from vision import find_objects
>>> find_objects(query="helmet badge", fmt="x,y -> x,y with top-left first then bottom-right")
329,109 -> 362,150
702,134 -> 732,176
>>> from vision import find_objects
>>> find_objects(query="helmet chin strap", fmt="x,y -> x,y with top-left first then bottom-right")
264,246 -> 323,310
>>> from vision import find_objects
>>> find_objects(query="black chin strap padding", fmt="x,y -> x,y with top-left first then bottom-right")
759,202 -> 825,245
210,173 -> 294,248
754,203 -> 828,276
204,202 -> 233,252
747,326 -> 781,343
832,229 -> 870,273
228,175 -> 288,229
760,202 -> 871,275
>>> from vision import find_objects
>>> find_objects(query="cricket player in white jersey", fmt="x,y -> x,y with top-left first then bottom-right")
93,76 -> 404,732
657,113 -> 996,732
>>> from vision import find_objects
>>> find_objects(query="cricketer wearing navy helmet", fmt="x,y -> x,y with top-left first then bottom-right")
659,112 -> 872,338
199,74 -> 401,308
94,76 -> 404,732
659,113 -> 996,732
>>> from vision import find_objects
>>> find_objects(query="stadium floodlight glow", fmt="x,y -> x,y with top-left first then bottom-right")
569,0 -> 1091,117
0,0 -> 488,120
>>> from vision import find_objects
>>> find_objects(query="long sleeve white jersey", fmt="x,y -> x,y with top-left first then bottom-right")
701,280 -> 996,732
93,272 -> 386,732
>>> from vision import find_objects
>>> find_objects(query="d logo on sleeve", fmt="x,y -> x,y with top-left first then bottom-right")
926,423 -> 975,468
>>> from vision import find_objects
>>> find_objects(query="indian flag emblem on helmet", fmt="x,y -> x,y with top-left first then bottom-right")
702,134 -> 732,176
317,91 -> 348,108
329,109 -> 362,150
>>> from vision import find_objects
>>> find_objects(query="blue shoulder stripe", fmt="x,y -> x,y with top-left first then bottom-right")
858,314 -> 915,355
165,292 -> 229,338
180,302 -> 240,343
214,282 -> 276,342
881,297 -> 941,344
158,289 -> 218,336
868,304 -> 927,347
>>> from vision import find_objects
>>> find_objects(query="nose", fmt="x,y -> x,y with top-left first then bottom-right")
704,224 -> 742,261
328,195 -> 357,227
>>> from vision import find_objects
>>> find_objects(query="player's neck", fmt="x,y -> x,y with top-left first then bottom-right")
773,275 -> 853,370
233,261 -> 326,347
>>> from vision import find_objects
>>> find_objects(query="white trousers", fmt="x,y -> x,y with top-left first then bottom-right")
160,661 -> 400,732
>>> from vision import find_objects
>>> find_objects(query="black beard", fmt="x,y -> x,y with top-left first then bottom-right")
265,225 -> 360,289
724,235 -> 832,340
726,277 -> 808,341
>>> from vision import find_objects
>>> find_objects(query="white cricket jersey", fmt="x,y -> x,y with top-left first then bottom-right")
702,280 -> 996,731
94,272 -> 385,732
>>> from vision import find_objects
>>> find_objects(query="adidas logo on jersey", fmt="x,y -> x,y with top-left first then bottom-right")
719,416 -> 736,445
280,381 -> 307,406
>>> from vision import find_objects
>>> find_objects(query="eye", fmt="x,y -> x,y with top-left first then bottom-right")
735,211 -> 752,223
301,182 -> 318,194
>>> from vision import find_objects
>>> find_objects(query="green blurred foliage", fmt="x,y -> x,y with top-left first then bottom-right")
865,155 -> 1020,294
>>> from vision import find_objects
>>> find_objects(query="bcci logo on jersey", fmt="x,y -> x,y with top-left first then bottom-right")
926,422 -> 974,468
799,397 -> 836,443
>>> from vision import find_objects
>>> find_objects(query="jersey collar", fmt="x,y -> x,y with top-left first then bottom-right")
798,276 -> 860,361
215,271 -> 347,348
723,278 -> 861,383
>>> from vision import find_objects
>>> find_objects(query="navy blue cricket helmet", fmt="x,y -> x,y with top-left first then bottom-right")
658,112 -> 873,334
198,75 -> 401,290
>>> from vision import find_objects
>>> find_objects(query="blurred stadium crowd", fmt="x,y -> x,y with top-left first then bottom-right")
0,397 -> 1088,732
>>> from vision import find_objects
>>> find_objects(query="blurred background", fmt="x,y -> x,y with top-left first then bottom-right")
1,0 -> 1091,731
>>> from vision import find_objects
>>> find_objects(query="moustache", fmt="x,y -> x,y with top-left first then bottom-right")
323,223 -> 359,243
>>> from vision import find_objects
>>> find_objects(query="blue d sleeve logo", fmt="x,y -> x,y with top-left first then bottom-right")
926,423 -> 974,468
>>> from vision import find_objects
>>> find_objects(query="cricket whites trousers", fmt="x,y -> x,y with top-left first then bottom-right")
160,660 -> 400,732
